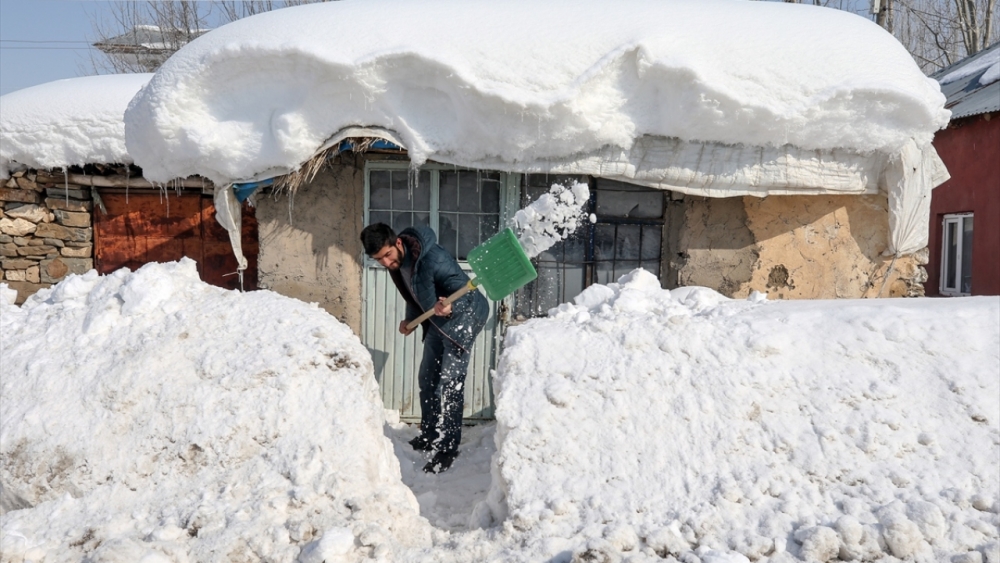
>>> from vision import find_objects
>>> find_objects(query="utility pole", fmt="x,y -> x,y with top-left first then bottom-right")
872,0 -> 893,33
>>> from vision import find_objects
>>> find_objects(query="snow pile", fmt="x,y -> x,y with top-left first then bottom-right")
941,47 -> 1000,87
124,0 -> 949,185
513,181 -> 591,258
0,261 -> 431,562
483,270 -> 1000,562
0,74 -> 151,179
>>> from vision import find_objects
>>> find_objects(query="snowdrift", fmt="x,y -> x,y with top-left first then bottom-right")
0,261 -> 431,562
482,270 -> 1000,562
0,74 -> 151,179
124,0 -> 949,186
2,264 -> 997,562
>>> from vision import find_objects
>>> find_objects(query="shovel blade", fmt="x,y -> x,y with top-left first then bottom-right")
467,228 -> 537,301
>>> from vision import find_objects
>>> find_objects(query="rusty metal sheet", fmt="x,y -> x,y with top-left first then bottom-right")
94,190 -> 258,291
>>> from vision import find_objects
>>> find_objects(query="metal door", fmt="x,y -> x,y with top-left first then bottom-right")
361,164 -> 518,421
94,189 -> 258,291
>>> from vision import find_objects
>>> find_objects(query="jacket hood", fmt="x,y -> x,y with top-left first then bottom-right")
400,225 -> 437,260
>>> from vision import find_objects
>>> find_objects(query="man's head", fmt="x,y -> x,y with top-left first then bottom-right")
361,223 -> 405,270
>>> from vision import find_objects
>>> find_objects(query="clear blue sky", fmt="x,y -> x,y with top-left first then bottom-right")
0,0 -> 109,95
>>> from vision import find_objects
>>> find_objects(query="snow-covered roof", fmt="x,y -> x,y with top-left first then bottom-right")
934,42 -> 1000,120
125,0 -> 949,186
0,73 -> 152,178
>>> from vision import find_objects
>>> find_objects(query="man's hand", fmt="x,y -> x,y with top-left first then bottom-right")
433,297 -> 452,317
399,320 -> 416,335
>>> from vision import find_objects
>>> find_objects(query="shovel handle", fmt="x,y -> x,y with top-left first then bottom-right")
405,278 -> 478,331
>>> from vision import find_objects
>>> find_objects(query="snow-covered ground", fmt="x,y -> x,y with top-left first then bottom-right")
2,263 -> 997,563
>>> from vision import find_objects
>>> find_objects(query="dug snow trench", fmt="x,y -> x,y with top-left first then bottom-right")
2,261 -> 998,563
384,422 -> 496,532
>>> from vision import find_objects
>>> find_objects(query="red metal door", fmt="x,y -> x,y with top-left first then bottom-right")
94,190 -> 258,291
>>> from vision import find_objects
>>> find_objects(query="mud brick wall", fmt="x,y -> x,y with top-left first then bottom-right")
671,194 -> 927,299
0,171 -> 94,304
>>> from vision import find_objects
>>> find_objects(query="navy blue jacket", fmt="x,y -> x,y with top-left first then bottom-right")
389,226 -> 489,351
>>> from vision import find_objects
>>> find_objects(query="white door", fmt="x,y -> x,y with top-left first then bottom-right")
362,164 -> 518,421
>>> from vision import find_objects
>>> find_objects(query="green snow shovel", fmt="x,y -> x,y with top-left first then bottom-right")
405,227 -> 537,330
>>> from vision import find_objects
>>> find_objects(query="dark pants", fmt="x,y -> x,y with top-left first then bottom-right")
417,329 -> 474,454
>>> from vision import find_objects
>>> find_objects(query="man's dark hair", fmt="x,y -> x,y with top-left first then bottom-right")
360,223 -> 397,256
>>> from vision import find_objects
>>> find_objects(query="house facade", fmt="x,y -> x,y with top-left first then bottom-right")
927,44 -> 1000,297
249,146 -> 930,421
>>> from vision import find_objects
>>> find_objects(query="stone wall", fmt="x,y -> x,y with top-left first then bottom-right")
254,156 -> 366,333
672,193 -> 927,299
0,171 -> 94,304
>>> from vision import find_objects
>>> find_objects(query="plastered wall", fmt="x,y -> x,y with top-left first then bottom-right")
674,194 -> 926,299
255,159 -> 365,333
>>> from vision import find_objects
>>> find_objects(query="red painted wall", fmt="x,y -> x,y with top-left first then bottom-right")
927,113 -> 1000,296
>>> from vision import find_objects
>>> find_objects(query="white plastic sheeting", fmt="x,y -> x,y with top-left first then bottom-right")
213,184 -> 247,282
884,139 -> 951,256
278,126 -> 949,258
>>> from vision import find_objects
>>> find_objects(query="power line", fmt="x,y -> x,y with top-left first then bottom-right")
0,47 -> 95,50
0,40 -> 93,44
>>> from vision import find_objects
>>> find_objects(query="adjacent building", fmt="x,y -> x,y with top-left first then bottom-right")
927,43 -> 1000,297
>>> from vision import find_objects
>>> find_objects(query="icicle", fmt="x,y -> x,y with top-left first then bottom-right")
407,163 -> 418,201
238,270 -> 245,292
287,190 -> 295,227
125,167 -> 130,204
63,168 -> 69,205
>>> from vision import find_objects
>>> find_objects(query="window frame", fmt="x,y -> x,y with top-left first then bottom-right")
940,212 -> 973,296
363,161 -> 518,263
513,175 -> 667,318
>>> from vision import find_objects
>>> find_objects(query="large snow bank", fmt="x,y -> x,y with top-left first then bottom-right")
0,74 -> 151,179
124,0 -> 949,186
481,270 -> 1000,562
0,261 -> 431,562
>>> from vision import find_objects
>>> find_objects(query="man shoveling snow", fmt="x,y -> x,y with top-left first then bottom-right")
361,223 -> 489,474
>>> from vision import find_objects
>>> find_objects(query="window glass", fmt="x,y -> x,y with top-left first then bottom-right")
945,220 -> 958,289
458,213 -> 479,259
370,171 -> 391,209
369,167 -> 501,262
481,174 -> 502,214
961,216 -> 973,294
439,212 -> 458,257
641,225 -> 662,261
595,179 -> 664,219
615,225 -> 642,260
941,214 -> 973,295
458,172 -> 479,212
514,177 -> 666,319
440,171 -> 459,212
369,210 -> 390,228
594,224 -> 616,261
439,170 -> 502,260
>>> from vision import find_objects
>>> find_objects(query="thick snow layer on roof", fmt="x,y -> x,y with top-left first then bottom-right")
481,270 -> 999,562
3,264 -> 998,562
125,0 -> 949,185
0,74 -> 151,179
941,47 -> 1000,87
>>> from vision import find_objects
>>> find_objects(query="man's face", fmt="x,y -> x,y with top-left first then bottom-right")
371,239 -> 405,270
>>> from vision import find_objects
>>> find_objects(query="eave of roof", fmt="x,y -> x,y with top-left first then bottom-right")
934,42 -> 1000,120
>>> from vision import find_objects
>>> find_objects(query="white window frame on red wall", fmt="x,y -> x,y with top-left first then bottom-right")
940,212 -> 973,296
